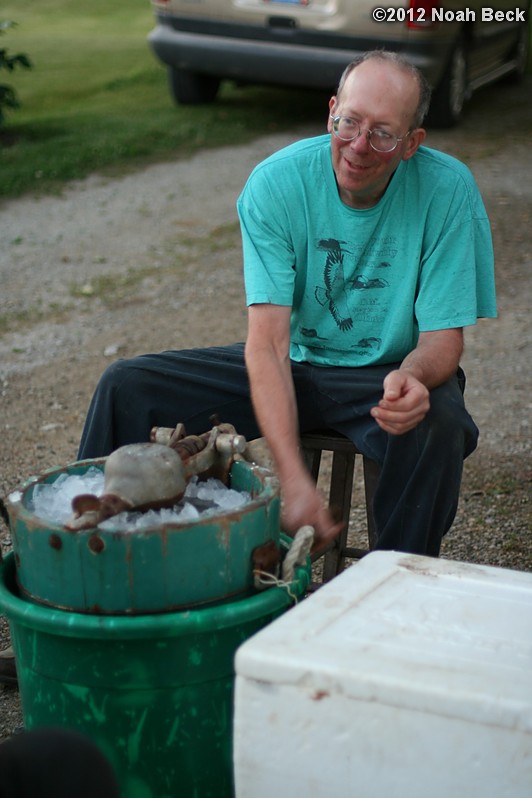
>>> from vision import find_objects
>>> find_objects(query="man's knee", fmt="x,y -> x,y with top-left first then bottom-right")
96,357 -> 142,397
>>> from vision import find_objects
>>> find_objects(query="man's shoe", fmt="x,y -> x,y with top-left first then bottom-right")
0,646 -> 18,687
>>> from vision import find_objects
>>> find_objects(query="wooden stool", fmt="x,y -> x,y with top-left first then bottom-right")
300,429 -> 381,583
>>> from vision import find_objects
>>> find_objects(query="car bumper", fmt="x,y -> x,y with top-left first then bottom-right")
148,23 -> 449,90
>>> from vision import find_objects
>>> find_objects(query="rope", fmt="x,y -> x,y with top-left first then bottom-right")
253,525 -> 315,602
282,525 -> 314,582
252,570 -> 299,604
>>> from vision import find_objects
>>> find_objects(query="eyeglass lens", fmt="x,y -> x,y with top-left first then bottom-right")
333,117 -> 398,152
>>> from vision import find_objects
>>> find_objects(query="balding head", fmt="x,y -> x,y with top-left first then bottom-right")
336,51 -> 431,128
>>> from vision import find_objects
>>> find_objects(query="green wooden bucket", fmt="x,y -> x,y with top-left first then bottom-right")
6,457 -> 281,614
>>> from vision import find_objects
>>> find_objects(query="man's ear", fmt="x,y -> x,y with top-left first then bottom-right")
327,96 -> 337,131
403,128 -> 426,160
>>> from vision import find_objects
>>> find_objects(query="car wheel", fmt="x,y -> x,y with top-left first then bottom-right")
168,67 -> 221,105
505,18 -> 530,84
427,40 -> 468,128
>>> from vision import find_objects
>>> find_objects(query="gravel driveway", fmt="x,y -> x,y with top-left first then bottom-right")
0,79 -> 530,737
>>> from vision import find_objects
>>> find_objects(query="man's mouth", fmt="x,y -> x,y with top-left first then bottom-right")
343,157 -> 371,172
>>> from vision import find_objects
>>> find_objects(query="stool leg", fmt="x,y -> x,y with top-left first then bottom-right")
362,456 -> 380,550
322,450 -> 355,581
301,447 -> 322,482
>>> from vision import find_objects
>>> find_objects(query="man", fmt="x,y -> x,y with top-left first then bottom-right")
0,51 -> 497,685
76,50 -> 495,554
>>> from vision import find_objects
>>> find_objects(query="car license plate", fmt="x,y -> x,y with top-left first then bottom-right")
263,0 -> 310,6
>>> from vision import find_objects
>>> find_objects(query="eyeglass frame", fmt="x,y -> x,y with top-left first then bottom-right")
329,114 -> 411,153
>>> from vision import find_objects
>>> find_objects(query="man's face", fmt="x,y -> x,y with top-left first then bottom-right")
328,60 -> 425,209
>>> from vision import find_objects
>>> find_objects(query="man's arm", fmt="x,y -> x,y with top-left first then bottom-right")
371,328 -> 464,435
245,303 -> 342,545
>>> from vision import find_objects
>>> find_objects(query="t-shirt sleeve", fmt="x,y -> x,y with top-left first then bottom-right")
414,173 -> 497,331
237,170 -> 295,308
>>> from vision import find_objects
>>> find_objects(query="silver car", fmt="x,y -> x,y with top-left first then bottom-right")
148,0 -> 530,127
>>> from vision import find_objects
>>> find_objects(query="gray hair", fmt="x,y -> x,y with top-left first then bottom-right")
335,51 -> 432,127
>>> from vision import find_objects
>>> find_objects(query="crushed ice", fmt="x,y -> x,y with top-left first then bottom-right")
30,468 -> 252,530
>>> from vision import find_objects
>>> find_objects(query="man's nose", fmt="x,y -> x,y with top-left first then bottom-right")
348,129 -> 372,153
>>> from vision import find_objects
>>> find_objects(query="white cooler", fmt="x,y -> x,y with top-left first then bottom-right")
233,551 -> 532,798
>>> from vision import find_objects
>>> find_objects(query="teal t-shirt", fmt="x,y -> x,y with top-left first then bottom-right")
237,135 -> 496,367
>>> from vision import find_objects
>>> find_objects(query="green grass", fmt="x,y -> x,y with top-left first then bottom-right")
0,0 -> 327,199
1,0 -> 530,199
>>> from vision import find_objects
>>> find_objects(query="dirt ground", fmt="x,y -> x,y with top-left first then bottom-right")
0,79 -> 531,738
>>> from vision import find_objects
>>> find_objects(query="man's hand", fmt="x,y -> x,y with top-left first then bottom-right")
370,328 -> 463,435
280,469 -> 343,548
370,368 -> 430,435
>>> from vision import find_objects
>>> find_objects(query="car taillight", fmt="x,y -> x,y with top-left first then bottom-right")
407,0 -> 440,29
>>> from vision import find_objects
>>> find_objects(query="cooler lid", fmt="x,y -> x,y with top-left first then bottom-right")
235,551 -> 532,731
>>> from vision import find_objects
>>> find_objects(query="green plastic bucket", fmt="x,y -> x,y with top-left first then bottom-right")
0,549 -> 310,798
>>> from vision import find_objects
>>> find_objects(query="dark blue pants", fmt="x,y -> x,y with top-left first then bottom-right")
78,343 -> 478,556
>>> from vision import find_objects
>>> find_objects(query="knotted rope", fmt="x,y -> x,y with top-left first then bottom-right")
253,525 -> 314,602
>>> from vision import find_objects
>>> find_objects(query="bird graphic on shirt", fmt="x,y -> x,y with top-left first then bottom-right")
314,238 -> 353,331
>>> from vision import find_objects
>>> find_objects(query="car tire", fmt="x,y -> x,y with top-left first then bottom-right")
427,39 -> 468,129
504,18 -> 530,84
168,67 -> 221,105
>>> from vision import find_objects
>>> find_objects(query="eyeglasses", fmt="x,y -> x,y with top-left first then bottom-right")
330,115 -> 410,153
